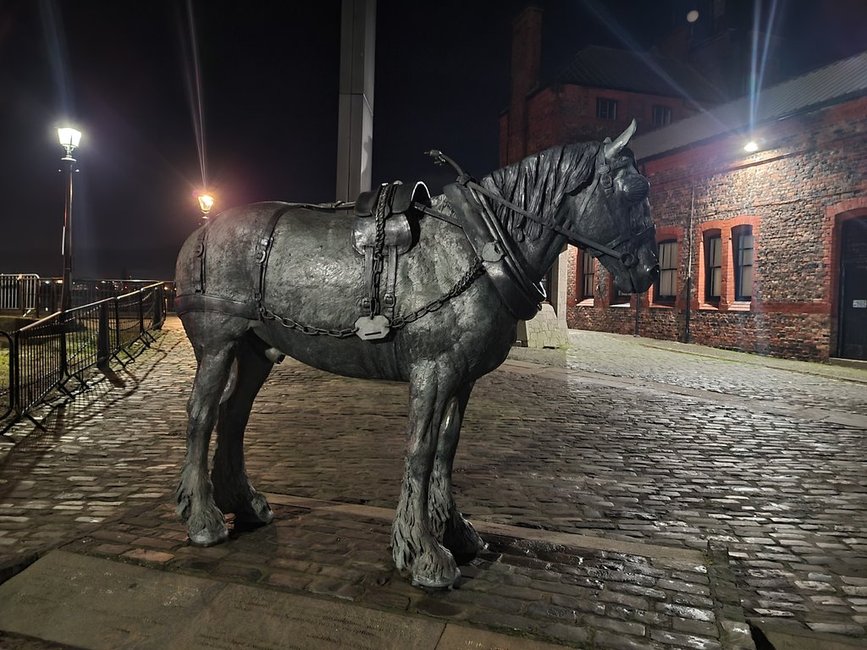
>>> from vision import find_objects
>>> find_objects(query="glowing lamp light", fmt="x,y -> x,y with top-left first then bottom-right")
197,192 -> 215,216
57,127 -> 82,156
686,9 -> 700,23
743,140 -> 759,153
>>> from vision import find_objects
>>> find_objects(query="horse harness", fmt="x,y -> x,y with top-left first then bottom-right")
180,145 -> 646,340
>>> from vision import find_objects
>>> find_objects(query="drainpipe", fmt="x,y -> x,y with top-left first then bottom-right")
684,183 -> 695,343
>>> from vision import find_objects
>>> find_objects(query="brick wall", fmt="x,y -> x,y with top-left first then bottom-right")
499,84 -> 696,165
566,95 -> 867,361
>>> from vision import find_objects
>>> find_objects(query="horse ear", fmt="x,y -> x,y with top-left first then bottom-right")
604,119 -> 637,161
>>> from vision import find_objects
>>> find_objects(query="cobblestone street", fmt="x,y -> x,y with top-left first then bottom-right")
0,317 -> 865,648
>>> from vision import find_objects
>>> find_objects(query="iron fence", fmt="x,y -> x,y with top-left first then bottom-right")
0,274 -> 41,313
0,277 -> 176,317
0,282 -> 166,433
0,331 -> 11,422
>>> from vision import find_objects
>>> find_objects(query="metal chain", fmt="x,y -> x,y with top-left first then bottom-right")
391,258 -> 485,329
369,186 -> 391,316
257,257 -> 485,338
258,305 -> 359,338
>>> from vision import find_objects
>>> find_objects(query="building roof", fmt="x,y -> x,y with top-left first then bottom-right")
555,45 -> 724,104
630,50 -> 867,161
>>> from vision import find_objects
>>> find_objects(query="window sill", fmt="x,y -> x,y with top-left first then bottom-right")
576,298 -> 595,307
728,301 -> 753,312
650,302 -> 675,309
610,302 -> 631,308
698,303 -> 720,311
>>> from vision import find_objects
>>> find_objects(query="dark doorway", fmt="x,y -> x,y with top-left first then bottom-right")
839,216 -> 867,360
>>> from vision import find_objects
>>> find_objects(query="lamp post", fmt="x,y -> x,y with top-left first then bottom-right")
57,127 -> 81,312
197,192 -> 215,219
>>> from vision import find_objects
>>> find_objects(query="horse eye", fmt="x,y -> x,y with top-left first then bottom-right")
623,176 -> 649,202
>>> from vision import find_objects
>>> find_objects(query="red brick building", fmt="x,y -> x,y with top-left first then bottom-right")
567,52 -> 867,361
500,7 -> 722,336
499,7 -> 867,361
500,8 -> 722,167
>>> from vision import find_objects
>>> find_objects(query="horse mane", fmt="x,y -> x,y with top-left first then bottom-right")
481,142 -> 599,241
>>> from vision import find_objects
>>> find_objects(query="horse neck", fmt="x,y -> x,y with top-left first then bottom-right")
520,226 -> 567,283
481,175 -> 568,283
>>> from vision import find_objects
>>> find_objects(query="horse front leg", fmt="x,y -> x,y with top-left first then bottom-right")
211,333 -> 274,528
176,335 -> 236,546
427,381 -> 487,564
392,363 -> 461,589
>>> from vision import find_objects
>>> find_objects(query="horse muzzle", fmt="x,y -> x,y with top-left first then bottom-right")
629,261 -> 659,294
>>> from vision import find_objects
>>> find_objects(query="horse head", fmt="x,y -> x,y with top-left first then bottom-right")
559,119 -> 659,294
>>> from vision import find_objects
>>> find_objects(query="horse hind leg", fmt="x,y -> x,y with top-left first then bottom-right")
392,363 -> 461,589
428,382 -> 487,564
177,322 -> 235,546
211,332 -> 274,528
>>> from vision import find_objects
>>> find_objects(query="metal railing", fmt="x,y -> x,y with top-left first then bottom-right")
0,274 -> 41,313
0,282 -> 166,433
0,331 -> 11,422
0,277 -> 176,317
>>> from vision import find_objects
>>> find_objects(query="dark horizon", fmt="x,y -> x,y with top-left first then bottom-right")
2,0 -> 865,280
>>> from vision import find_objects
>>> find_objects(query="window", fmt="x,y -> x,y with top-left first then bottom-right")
705,233 -> 722,302
596,97 -> 618,120
652,105 -> 672,127
654,240 -> 678,303
580,252 -> 595,300
733,225 -> 754,301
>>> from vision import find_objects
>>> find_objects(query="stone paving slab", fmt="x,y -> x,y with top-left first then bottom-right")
46,494 -> 753,650
0,550 -> 452,650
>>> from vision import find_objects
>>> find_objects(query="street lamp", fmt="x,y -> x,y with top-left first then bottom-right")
197,192 -> 215,219
197,192 -> 215,217
58,126 -> 81,312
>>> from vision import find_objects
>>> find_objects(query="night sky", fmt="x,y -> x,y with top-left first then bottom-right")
1,0 -> 865,280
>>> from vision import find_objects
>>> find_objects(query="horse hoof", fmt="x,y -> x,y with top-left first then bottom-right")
410,546 -> 461,590
188,525 -> 229,547
411,564 -> 461,590
249,493 -> 274,524
444,517 -> 487,564
233,493 -> 274,528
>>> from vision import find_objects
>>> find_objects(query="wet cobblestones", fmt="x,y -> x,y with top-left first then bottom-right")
1,318 -> 866,645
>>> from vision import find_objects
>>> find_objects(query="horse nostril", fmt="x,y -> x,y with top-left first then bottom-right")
649,264 -> 660,278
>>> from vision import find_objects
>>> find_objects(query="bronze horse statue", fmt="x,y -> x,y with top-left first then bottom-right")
174,121 -> 658,589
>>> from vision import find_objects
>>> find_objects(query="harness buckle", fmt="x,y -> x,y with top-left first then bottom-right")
599,165 -> 614,194
481,241 -> 504,262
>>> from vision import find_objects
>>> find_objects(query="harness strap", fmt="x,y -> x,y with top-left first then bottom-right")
256,205 -> 293,306
385,246 -> 398,322
464,179 -> 625,260
428,147 -> 639,265
193,224 -> 209,294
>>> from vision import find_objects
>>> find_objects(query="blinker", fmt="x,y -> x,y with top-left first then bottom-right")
623,176 -> 649,203
620,252 -> 637,268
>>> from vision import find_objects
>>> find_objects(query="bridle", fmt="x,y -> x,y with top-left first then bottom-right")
427,147 -> 653,269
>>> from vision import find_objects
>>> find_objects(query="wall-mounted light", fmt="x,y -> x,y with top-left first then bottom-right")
744,140 -> 759,153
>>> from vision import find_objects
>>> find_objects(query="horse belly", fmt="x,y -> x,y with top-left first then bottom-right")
257,323 -> 406,381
